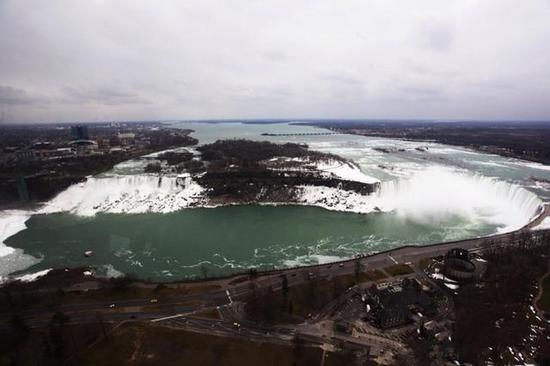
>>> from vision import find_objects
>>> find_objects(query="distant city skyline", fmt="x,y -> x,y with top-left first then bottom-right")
1,0 -> 550,123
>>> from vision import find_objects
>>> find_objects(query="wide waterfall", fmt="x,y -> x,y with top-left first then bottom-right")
40,174 -> 205,216
373,167 -> 543,232
38,166 -> 543,234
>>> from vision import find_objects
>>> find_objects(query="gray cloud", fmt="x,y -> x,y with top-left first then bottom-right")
0,85 -> 38,105
61,86 -> 150,105
418,19 -> 454,52
0,0 -> 549,123
400,86 -> 443,97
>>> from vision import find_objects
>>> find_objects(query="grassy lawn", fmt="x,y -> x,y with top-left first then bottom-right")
245,270 -> 388,324
362,269 -> 387,281
537,273 -> 550,311
418,257 -> 434,271
0,280 -> 221,313
383,264 -> 414,277
81,323 -> 322,366
192,307 -> 221,320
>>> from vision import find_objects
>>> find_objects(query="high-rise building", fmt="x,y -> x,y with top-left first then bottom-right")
71,125 -> 90,140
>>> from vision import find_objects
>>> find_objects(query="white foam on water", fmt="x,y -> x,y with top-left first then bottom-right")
427,146 -> 483,156
99,264 -> 124,278
473,161 -> 512,169
513,161 -> 550,172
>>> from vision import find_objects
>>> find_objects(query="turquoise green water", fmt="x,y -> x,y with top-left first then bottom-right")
2,121 -> 548,281
6,205 -> 493,280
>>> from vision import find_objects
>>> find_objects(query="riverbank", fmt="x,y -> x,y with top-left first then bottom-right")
0,123 -> 198,207
300,120 -> 550,166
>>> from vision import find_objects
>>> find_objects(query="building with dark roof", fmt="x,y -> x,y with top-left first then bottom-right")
365,278 -> 436,329
71,125 -> 90,140
443,248 -> 476,282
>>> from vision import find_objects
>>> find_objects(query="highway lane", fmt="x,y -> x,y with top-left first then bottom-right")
227,229 -> 549,303
158,316 -> 294,345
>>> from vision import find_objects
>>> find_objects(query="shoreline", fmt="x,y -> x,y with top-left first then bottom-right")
2,204 -> 548,289
1,202 -> 547,285
315,126 -> 550,167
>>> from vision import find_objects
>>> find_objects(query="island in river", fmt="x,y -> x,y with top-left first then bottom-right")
147,139 -> 378,206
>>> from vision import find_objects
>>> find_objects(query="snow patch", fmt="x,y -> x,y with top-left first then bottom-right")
12,268 -> 52,282
0,210 -> 42,280
531,217 -> 550,231
296,185 -> 377,214
0,210 -> 31,257
315,160 -> 379,184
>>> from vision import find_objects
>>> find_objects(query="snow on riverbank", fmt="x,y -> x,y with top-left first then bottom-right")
265,156 -> 380,185
531,217 -> 550,231
0,210 -> 30,257
11,268 -> 52,282
296,185 -> 378,214
0,210 -> 42,281
316,160 -> 380,184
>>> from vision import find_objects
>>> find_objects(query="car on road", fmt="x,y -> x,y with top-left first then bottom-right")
150,298 -> 158,303
109,304 -> 115,308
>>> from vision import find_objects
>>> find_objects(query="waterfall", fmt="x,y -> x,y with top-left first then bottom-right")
372,167 -> 543,232
37,166 -> 544,233
40,174 -> 205,216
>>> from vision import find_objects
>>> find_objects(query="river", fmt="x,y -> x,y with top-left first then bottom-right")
1,121 -> 549,281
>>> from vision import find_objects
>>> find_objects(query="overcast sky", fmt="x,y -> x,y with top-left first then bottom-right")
1,0 -> 550,123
